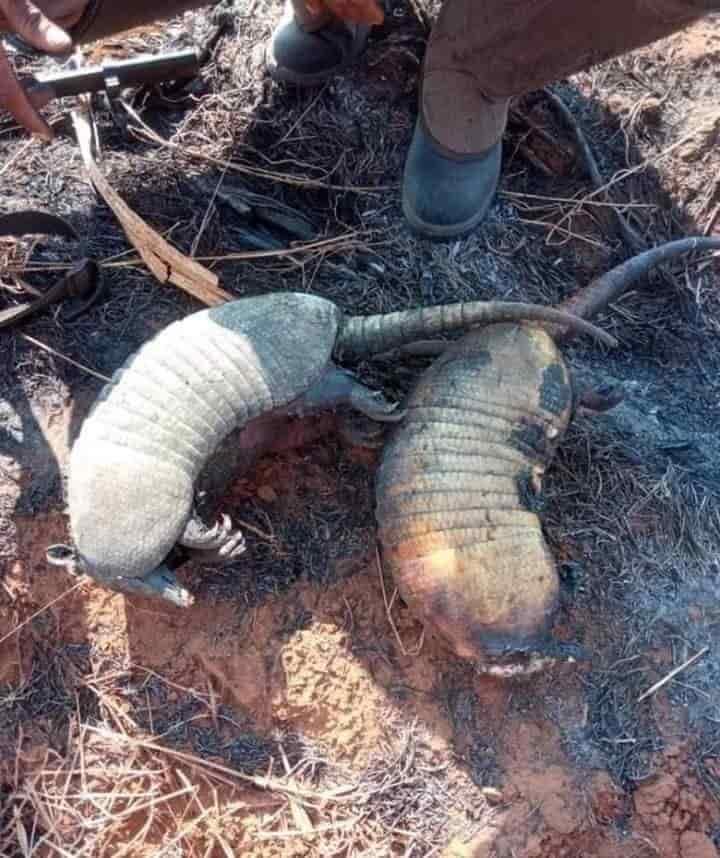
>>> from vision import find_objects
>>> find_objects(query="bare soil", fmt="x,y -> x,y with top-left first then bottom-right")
1,3 -> 720,856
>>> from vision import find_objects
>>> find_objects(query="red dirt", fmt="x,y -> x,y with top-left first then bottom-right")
3,389 -> 719,857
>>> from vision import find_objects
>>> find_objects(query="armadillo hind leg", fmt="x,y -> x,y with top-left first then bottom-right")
93,565 -> 194,608
336,413 -> 388,450
292,365 -> 405,423
575,383 -> 624,415
178,513 -> 246,565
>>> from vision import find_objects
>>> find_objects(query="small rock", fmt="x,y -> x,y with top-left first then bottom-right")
442,829 -> 498,858
257,485 -> 278,503
481,787 -> 504,804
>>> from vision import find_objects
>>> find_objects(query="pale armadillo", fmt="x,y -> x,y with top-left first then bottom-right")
48,292 -> 612,607
375,237 -> 720,674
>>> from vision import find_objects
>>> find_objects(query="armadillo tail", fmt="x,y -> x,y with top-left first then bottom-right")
559,236 -> 720,329
335,301 -> 616,360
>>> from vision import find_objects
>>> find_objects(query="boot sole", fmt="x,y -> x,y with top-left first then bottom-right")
401,190 -> 495,241
268,60 -> 351,86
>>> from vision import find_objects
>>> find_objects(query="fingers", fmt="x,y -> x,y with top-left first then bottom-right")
1,0 -> 72,52
0,41 -> 53,138
0,2 -> 74,138
27,79 -> 55,108
317,0 -> 384,24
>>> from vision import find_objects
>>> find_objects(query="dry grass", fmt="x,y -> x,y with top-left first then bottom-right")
1,661 -> 487,857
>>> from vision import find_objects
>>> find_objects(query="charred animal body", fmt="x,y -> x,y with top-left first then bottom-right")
375,238 -> 720,673
51,293 -> 609,606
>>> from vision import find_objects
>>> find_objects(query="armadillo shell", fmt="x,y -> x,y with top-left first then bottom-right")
68,293 -> 342,580
376,323 -> 574,663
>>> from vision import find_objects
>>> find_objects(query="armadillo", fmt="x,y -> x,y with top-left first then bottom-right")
48,291 -> 612,607
375,237 -> 720,674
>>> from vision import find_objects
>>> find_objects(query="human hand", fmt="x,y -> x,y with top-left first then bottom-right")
0,1 -> 86,139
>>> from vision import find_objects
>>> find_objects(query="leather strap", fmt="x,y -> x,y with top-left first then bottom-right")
0,210 -> 105,329
0,210 -> 79,242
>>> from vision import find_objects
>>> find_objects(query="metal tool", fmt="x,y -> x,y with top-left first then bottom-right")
0,210 -> 105,330
34,48 -> 202,100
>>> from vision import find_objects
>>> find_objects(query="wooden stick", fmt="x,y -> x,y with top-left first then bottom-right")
544,88 -> 644,255
375,547 -> 425,658
637,646 -> 709,703
84,726 -> 357,803
0,582 -> 85,648
71,100 -> 231,307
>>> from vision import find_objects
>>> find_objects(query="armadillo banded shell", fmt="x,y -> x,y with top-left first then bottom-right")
68,293 -> 342,580
376,323 -> 574,661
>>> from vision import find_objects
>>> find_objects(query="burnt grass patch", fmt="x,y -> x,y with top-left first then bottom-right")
0,644 -> 100,756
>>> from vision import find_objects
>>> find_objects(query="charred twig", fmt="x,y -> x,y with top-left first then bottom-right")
637,647 -> 709,703
509,105 -> 576,177
704,202 -> 720,237
544,87 -> 644,255
122,100 -> 393,194
19,333 -> 112,382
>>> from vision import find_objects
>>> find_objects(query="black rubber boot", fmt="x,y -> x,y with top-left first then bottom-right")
401,118 -> 502,240
266,1 -> 371,86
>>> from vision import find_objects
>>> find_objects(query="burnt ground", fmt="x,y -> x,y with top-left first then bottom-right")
1,2 -> 720,856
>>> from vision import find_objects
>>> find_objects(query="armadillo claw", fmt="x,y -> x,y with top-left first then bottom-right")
180,513 -> 233,550
141,568 -> 195,608
184,519 -> 246,567
217,530 -> 247,562
351,388 -> 407,423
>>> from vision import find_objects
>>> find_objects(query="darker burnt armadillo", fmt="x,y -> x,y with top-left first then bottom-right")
49,291 -> 612,607
375,237 -> 720,675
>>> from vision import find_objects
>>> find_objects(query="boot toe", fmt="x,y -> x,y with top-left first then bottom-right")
402,120 -> 501,240
266,8 -> 370,85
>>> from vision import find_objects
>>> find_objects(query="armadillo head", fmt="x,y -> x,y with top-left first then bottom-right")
466,632 -> 588,679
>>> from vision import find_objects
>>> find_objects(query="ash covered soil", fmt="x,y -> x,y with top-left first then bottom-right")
1,3 -> 720,856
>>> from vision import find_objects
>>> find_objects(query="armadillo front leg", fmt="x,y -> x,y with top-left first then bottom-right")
179,513 -> 246,565
292,365 -> 405,422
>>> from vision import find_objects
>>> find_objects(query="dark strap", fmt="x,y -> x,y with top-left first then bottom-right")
0,210 -> 79,242
0,210 -> 105,329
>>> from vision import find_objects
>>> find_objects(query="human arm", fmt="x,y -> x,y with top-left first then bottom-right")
0,0 -> 211,138
0,0 -> 83,138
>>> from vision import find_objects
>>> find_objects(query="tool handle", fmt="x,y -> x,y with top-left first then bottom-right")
36,48 -> 202,98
